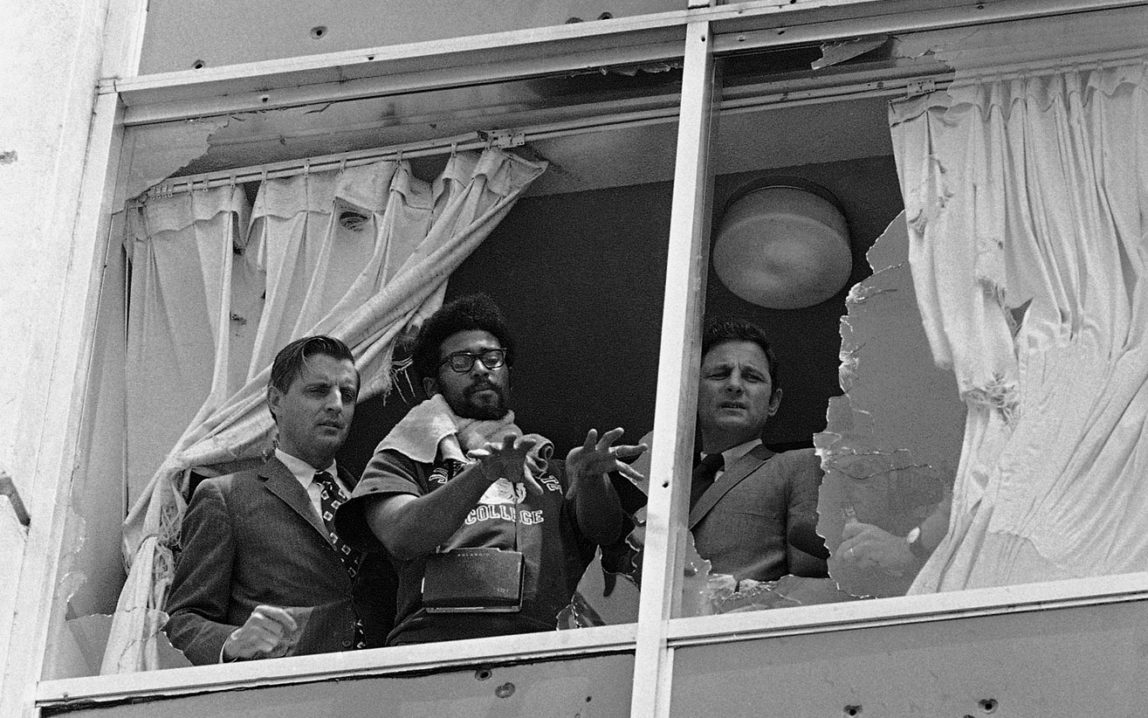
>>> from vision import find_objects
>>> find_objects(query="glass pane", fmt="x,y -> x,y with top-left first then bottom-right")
665,44 -> 961,618
52,66 -> 682,678
138,0 -> 682,74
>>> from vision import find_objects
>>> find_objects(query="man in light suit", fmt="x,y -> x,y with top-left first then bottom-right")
164,336 -> 392,664
689,319 -> 828,584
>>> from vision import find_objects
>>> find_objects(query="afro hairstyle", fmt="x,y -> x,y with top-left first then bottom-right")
411,293 -> 516,381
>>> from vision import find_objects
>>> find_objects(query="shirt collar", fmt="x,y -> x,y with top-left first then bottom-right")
718,439 -> 762,471
275,448 -> 337,490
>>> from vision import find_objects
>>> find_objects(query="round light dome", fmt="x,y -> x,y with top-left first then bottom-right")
712,180 -> 852,309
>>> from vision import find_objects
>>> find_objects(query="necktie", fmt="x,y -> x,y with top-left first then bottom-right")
689,453 -> 724,508
314,471 -> 367,649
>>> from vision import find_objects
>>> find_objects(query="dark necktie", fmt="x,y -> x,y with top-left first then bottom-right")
689,453 -> 724,508
314,471 -> 366,649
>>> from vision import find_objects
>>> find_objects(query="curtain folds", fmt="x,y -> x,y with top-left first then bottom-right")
124,186 -> 253,504
102,148 -> 545,673
889,61 -> 1148,592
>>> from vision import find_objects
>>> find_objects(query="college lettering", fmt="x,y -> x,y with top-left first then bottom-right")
464,506 -> 545,525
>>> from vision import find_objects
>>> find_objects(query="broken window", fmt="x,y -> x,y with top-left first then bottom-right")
658,42 -> 934,617
36,4 -> 1148,708
660,16 -> 1148,620
50,65 -> 687,677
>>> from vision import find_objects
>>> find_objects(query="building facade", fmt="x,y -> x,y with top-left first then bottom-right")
5,1 -> 1148,716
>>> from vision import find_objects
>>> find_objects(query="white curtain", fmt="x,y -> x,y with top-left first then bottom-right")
124,186 -> 255,504
889,61 -> 1148,592
102,148 -> 546,673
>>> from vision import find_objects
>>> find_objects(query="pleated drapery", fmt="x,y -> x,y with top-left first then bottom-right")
102,149 -> 545,673
889,62 -> 1148,592
124,185 -> 255,505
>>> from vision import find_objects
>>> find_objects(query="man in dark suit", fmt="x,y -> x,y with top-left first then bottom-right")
164,335 -> 392,664
689,319 -> 828,584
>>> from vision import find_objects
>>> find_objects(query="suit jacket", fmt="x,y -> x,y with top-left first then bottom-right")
163,456 -> 394,665
689,445 -> 827,582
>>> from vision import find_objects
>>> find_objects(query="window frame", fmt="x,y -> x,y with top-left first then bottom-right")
32,1 -> 1148,716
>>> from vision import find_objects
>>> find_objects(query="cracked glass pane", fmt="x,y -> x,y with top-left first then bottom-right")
816,212 -> 964,598
667,212 -> 964,615
665,40 -> 970,615
662,43 -> 918,617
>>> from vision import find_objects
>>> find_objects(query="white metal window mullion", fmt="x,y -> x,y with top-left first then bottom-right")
629,18 -> 716,718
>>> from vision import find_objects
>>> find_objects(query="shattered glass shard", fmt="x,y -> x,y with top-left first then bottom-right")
816,211 -> 964,599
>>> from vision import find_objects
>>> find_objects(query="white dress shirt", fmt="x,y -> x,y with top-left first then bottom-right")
274,448 -> 350,521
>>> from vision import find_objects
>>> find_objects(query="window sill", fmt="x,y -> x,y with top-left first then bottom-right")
667,571 -> 1148,647
39,573 -> 1148,709
36,623 -> 637,708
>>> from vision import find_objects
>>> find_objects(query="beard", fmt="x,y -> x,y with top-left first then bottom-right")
452,379 -> 510,420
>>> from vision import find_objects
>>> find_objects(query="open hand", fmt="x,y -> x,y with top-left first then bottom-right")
566,427 -> 648,485
467,434 -> 544,495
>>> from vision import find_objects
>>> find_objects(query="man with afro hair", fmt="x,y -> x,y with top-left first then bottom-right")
337,294 -> 646,645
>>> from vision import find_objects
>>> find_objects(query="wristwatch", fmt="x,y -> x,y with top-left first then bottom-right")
905,526 -> 930,560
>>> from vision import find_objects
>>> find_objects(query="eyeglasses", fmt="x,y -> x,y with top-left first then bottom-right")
438,348 -> 508,373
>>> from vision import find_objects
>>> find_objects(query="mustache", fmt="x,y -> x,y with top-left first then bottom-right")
465,379 -> 503,397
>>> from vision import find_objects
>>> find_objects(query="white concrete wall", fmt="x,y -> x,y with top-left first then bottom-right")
0,0 -> 116,714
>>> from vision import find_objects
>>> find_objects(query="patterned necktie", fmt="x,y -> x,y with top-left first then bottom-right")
314,471 -> 366,649
689,453 -> 725,508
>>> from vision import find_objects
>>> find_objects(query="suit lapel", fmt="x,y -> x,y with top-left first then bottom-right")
688,444 -> 774,529
260,456 -> 330,543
